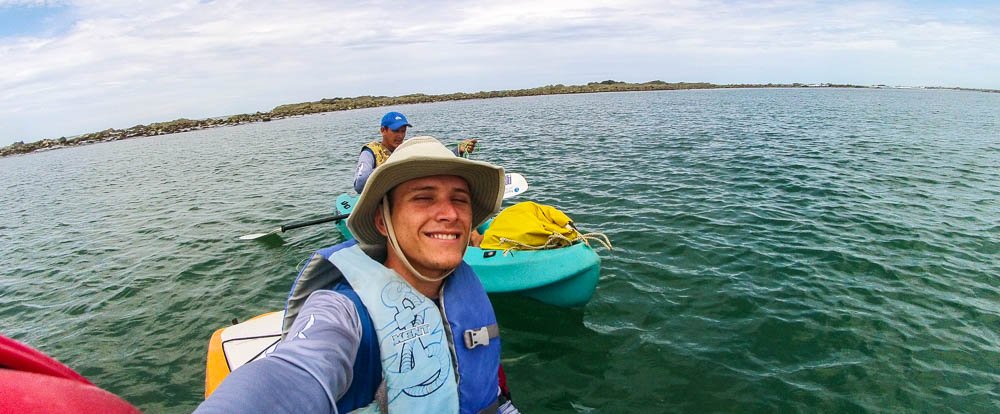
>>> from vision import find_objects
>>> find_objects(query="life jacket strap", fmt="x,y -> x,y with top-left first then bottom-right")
464,324 -> 499,349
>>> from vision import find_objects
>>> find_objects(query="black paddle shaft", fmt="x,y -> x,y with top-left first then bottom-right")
279,213 -> 349,232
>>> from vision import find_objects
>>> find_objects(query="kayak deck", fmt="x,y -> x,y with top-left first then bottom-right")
204,312 -> 282,397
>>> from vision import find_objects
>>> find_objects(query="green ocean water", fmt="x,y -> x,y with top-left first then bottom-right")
1,88 -> 998,413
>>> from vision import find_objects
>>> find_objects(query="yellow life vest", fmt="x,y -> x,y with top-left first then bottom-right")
480,201 -> 580,251
363,141 -> 392,167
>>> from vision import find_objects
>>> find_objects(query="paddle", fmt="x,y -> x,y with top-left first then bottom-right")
238,172 -> 529,241
238,213 -> 349,241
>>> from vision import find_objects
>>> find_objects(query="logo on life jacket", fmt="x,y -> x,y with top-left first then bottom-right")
390,323 -> 431,345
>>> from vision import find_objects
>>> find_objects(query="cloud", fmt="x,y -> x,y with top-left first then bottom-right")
1,0 -> 999,145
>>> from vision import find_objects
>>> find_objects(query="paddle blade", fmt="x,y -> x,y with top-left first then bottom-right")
237,228 -> 280,241
504,173 -> 528,199
238,233 -> 269,241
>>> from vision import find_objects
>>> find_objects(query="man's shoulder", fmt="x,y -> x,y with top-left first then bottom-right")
302,289 -> 356,314
292,289 -> 363,338
357,141 -> 381,156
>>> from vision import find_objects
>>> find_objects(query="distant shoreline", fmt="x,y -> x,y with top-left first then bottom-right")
2,80 -> 996,157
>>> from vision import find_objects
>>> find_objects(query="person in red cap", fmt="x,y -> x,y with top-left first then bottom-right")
353,111 -> 479,193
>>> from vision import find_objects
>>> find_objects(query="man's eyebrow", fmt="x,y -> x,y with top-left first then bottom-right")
408,185 -> 471,194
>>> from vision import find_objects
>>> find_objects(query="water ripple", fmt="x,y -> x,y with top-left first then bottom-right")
2,89 -> 999,412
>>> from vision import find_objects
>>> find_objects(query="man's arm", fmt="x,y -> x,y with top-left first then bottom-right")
195,291 -> 363,414
354,149 -> 377,193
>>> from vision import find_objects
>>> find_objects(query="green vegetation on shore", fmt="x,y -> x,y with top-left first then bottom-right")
1,80 -> 991,157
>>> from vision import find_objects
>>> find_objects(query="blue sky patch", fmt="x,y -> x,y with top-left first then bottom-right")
0,3 -> 74,38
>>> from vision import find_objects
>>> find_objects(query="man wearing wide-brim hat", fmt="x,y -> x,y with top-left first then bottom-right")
198,136 -> 517,414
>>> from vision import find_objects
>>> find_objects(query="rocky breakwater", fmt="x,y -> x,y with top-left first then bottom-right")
7,79 -> 908,158
1,112 -> 274,157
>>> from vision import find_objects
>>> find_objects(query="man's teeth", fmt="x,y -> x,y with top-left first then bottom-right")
429,233 -> 458,240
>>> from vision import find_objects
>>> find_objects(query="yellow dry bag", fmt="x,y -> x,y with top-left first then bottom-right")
480,201 -> 581,251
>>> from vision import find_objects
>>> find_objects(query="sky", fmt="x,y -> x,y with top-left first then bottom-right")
1,0 -> 999,146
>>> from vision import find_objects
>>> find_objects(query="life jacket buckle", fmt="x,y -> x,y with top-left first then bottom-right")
464,326 -> 490,349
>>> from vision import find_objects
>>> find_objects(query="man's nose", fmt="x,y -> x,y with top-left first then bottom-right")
434,200 -> 460,221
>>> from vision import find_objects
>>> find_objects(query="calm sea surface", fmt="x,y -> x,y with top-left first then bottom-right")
2,89 -> 998,413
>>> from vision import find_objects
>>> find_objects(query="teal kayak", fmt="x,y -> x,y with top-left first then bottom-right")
334,193 -> 601,307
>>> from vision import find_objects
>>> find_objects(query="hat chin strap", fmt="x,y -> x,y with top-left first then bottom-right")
382,196 -> 454,283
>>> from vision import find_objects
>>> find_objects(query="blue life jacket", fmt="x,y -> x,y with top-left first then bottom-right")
283,240 -> 501,414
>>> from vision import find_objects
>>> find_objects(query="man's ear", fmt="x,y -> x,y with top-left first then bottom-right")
374,203 -> 389,237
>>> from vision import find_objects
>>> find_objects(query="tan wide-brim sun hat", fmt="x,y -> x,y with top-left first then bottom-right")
347,136 -> 505,247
